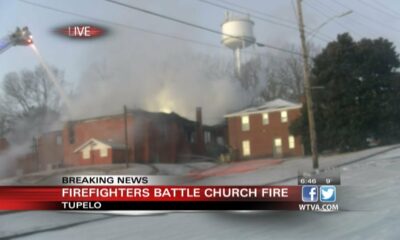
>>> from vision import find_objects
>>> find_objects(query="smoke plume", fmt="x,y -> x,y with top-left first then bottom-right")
70,32 -> 254,124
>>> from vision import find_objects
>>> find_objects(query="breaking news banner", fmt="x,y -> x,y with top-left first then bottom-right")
0,176 -> 339,212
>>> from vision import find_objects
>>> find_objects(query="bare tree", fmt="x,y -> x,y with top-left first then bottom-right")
0,65 -> 68,143
261,44 -> 320,102
1,65 -> 65,117
237,57 -> 263,91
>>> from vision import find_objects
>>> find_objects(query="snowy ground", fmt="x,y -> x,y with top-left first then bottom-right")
0,145 -> 399,239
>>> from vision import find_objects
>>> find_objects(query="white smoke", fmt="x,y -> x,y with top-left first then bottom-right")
0,142 -> 30,179
70,32 -> 254,124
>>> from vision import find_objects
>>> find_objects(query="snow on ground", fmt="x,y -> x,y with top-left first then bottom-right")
0,164 -> 156,185
195,144 -> 399,186
0,162 -> 217,185
0,145 -> 399,239
0,211 -> 107,239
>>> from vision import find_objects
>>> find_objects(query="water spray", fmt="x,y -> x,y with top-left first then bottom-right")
29,44 -> 73,114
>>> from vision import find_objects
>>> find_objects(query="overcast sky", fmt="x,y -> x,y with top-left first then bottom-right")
1,0 -> 400,87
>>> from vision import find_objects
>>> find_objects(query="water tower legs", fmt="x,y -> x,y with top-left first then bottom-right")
234,48 -> 241,77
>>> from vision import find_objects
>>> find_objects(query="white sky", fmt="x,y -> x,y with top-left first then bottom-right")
1,0 -> 400,86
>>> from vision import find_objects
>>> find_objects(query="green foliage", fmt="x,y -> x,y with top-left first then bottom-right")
291,33 -> 400,153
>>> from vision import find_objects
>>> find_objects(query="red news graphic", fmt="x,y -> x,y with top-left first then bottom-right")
0,185 -> 302,211
57,25 -> 106,39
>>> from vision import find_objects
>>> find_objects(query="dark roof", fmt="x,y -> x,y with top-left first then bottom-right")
67,109 -> 218,129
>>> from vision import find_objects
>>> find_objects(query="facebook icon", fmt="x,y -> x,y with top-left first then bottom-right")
302,186 -> 318,202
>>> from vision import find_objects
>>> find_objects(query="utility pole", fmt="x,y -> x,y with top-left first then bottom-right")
124,105 -> 129,168
32,137 -> 40,171
296,0 -> 319,170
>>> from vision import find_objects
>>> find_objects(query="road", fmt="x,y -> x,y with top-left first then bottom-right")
0,145 -> 399,240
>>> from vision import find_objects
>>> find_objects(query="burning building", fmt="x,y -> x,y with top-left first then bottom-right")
7,107 -> 226,175
62,108 -> 226,167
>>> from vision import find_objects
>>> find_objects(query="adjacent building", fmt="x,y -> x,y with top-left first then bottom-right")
225,99 -> 304,160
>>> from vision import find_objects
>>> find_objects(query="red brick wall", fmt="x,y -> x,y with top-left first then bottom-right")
141,121 -> 184,163
227,108 -> 303,160
11,113 -> 202,171
62,114 -> 193,166
62,115 -> 135,166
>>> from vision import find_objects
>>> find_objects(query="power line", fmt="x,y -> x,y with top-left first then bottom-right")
376,1 -> 400,18
215,0 -> 297,25
18,0 -> 288,62
303,1 -> 362,38
198,0 -> 299,30
19,0 -> 304,60
319,0 -> 400,47
358,0 -> 400,19
314,0 -> 377,37
18,0 -> 225,51
215,0 -> 335,42
105,0 -> 304,57
197,0 -> 332,43
333,0 -> 400,34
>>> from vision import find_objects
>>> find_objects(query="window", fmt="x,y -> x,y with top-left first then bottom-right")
242,140 -> 251,157
281,111 -> 288,123
241,115 -> 250,131
273,138 -> 282,157
100,148 -> 108,157
262,113 -> 269,125
274,138 -> 282,147
289,136 -> 295,149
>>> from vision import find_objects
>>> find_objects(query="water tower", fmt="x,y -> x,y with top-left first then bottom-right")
221,12 -> 256,77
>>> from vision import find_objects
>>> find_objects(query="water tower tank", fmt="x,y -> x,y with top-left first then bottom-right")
221,13 -> 255,50
221,12 -> 256,77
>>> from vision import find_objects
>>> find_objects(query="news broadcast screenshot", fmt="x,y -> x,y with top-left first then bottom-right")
0,0 -> 399,239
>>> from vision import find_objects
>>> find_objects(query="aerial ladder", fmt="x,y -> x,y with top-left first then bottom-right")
0,27 -> 33,54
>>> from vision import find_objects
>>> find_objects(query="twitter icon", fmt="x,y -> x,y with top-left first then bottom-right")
320,186 -> 336,202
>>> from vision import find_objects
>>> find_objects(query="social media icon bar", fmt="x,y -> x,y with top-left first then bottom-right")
302,186 -> 318,202
320,186 -> 336,202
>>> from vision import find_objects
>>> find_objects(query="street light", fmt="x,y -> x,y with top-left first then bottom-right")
308,10 -> 353,40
